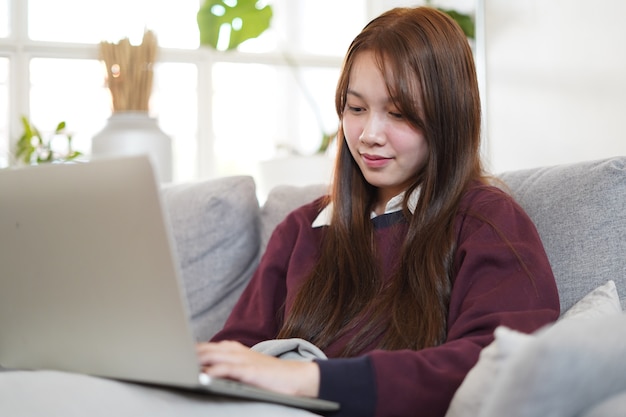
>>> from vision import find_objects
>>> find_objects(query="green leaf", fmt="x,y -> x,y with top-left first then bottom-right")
66,151 -> 82,161
439,8 -> 475,39
20,116 -> 33,138
197,0 -> 273,51
55,121 -> 66,133
16,116 -> 37,164
15,135 -> 35,164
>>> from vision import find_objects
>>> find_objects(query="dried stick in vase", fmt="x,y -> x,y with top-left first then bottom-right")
137,30 -> 157,111
99,31 -> 158,113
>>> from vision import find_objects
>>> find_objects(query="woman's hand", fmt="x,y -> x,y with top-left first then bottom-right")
196,341 -> 320,398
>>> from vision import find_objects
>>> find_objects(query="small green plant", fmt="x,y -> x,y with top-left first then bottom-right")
15,116 -> 82,165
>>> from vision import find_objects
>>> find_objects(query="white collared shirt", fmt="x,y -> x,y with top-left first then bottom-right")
312,188 -> 420,228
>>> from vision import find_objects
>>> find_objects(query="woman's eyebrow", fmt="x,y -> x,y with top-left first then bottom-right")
346,89 -> 363,99
347,88 -> 398,106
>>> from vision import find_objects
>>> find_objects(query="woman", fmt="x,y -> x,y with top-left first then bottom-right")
197,7 -> 559,417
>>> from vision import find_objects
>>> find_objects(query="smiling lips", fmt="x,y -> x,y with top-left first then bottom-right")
361,153 -> 393,168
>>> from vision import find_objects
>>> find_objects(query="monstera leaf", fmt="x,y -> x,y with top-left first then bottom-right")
439,8 -> 475,39
197,0 -> 273,51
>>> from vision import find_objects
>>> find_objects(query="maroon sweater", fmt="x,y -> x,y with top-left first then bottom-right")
211,184 -> 560,417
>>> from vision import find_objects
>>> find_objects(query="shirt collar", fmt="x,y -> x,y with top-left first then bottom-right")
312,188 -> 420,228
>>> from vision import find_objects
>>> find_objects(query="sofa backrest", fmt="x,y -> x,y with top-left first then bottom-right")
162,176 -> 261,342
262,156 -> 626,315
161,157 -> 626,341
500,156 -> 626,313
260,183 -> 330,251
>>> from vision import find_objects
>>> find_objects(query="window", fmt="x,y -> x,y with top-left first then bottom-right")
1,0 -> 430,180
29,58 -> 110,158
3,0 -> 204,177
28,0 -> 200,49
0,58 -> 7,166
0,0 -> 8,38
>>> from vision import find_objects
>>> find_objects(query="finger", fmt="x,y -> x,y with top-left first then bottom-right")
196,341 -> 255,366
203,361 -> 252,381
196,340 -> 245,355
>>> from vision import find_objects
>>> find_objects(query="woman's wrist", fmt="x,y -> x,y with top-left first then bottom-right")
295,361 -> 321,397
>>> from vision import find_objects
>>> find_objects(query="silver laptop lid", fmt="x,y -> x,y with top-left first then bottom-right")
0,156 -> 200,387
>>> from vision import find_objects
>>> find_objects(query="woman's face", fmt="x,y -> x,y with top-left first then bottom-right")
343,51 -> 428,210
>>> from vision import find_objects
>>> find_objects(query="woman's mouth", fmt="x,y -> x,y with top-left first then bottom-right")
361,153 -> 392,168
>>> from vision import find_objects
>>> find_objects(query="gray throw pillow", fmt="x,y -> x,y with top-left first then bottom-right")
445,280 -> 622,417
478,312 -> 626,417
161,176 -> 260,341
582,391 -> 626,417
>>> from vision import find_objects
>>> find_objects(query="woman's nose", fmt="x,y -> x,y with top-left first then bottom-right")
359,115 -> 385,145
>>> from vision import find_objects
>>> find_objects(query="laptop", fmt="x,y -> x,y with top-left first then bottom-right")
0,155 -> 339,413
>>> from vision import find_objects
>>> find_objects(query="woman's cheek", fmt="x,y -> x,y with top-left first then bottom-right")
342,117 -> 361,149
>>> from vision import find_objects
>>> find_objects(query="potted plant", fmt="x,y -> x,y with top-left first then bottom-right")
92,30 -> 173,183
15,116 -> 82,165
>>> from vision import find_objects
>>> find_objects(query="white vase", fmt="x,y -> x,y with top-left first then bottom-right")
91,112 -> 172,182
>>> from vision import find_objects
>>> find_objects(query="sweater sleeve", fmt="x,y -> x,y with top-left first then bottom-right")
314,188 -> 560,417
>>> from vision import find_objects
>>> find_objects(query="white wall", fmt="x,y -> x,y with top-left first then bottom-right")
482,0 -> 626,173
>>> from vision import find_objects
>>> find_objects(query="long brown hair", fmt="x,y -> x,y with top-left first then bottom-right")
278,7 -> 484,356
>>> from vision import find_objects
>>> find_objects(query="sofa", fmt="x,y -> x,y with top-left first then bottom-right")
1,156 -> 625,416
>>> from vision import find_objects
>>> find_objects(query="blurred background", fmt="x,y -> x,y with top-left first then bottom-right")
0,0 -> 624,189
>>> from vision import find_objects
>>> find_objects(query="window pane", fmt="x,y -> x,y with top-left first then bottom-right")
28,0 -> 201,48
212,62 -> 339,176
150,63 -> 198,182
295,0 -> 367,56
0,57 -> 8,167
238,0 -> 368,56
212,63 -> 280,176
291,66 -> 340,154
30,58 -> 111,159
0,0 -> 8,37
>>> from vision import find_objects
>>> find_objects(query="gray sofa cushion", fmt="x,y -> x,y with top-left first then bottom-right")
499,156 -> 626,312
161,176 -> 260,341
260,183 -> 329,252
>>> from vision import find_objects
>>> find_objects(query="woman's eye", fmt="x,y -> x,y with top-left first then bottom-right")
389,111 -> 403,119
347,105 -> 364,113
